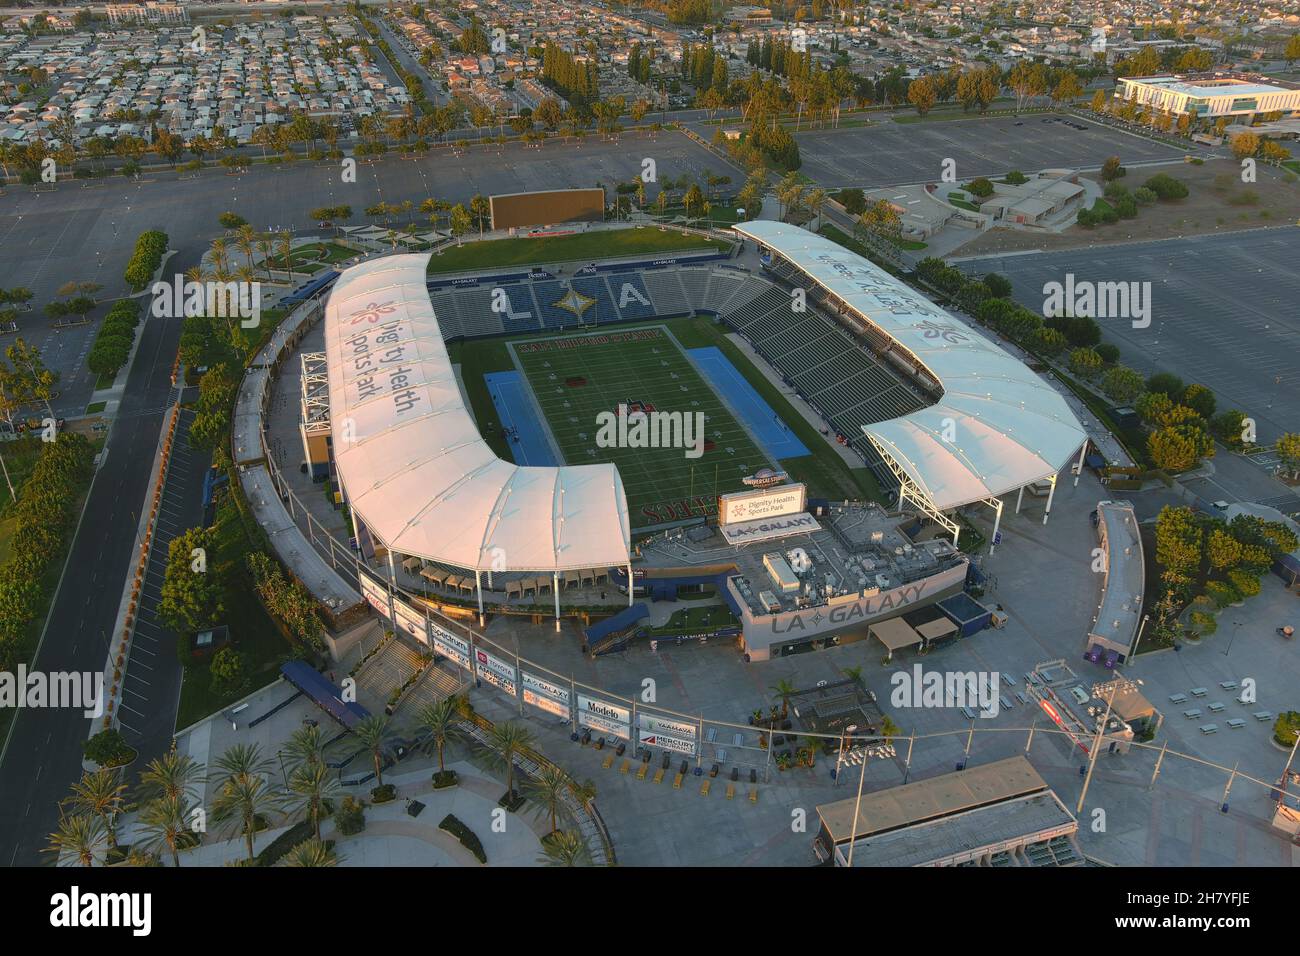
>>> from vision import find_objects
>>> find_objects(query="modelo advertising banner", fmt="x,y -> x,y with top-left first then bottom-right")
475,647 -> 517,696
430,620 -> 471,671
579,710 -> 630,740
392,598 -> 429,646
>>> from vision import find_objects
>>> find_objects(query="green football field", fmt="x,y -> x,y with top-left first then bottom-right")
510,326 -> 774,528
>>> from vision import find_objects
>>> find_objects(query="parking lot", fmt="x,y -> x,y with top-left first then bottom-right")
959,227 -> 1300,444
794,113 -> 1185,188
0,129 -> 739,415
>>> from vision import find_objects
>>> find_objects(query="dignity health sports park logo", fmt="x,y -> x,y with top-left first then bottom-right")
347,300 -> 397,326
0,666 -> 105,718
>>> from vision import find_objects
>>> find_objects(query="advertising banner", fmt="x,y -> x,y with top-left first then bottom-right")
638,729 -> 696,756
638,713 -> 697,739
475,647 -> 517,696
718,483 -> 807,525
430,621 -> 471,671
392,598 -> 429,646
578,710 -> 630,740
359,572 -> 391,619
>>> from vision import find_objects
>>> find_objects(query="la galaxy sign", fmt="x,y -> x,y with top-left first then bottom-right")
732,561 -> 967,660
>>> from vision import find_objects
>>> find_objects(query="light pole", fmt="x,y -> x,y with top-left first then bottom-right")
1077,677 -> 1142,816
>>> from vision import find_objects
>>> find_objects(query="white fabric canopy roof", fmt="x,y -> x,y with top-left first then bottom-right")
324,254 -> 631,572
734,221 -> 1086,511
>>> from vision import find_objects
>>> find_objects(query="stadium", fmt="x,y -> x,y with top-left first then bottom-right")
314,217 -> 1087,659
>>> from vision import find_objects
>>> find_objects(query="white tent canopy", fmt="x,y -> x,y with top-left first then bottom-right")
734,221 -> 1086,512
324,254 -> 631,572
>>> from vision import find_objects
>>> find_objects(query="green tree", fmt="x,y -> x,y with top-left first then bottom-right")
46,813 -> 107,867
284,762 -> 342,840
537,829 -> 592,866
1276,433 -> 1300,479
487,721 -> 536,801
1155,506 -> 1202,575
157,526 -> 223,635
209,646 -> 249,698
138,794 -> 191,868
1101,365 -> 1144,403
212,771 -> 280,863
64,770 -> 127,852
280,837 -> 342,867
523,763 -> 571,834
415,697 -> 462,773
354,714 -> 396,788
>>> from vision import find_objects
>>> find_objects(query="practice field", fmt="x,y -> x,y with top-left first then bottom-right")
427,228 -> 729,274
509,326 -> 776,528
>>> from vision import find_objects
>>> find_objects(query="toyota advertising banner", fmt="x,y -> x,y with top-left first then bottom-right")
475,647 -> 518,696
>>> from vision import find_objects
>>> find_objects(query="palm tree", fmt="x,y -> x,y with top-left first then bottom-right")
353,714 -> 395,788
805,187 -> 827,230
537,829 -> 591,867
487,721 -> 535,802
284,762 -> 341,840
277,230 -> 294,282
212,743 -> 273,790
65,769 -> 127,851
842,665 -> 864,687
212,773 -> 281,863
280,837 -> 342,867
235,223 -> 257,272
136,747 -> 204,804
209,237 -> 230,277
255,236 -> 273,278
771,679 -> 796,720
523,763 -> 570,834
138,795 -> 189,868
414,697 -> 461,773
46,813 -> 107,867
280,723 -> 329,775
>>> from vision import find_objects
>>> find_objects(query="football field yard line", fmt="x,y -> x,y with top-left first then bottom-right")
512,326 -> 771,526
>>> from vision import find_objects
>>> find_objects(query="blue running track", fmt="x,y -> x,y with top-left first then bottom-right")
687,347 -> 809,460
484,371 -> 559,466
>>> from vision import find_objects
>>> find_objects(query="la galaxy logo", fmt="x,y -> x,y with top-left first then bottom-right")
553,287 -> 597,320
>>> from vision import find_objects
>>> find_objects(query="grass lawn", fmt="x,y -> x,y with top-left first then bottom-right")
450,315 -> 879,520
86,401 -> 106,414
948,196 -> 980,212
174,489 -> 296,730
1090,198 -> 1115,215
513,325 -> 771,527
426,228 -> 730,274
95,371 -> 116,390
649,604 -> 738,636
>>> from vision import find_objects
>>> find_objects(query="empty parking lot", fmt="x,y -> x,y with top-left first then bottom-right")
959,227 -> 1300,443
795,113 -> 1185,188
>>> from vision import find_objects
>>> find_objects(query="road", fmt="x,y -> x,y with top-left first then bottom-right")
0,242 -> 206,865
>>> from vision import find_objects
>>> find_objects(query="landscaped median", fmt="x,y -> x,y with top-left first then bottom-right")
90,404 -> 180,745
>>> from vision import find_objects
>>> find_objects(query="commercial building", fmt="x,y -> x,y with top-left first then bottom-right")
1114,73 -> 1300,121
813,756 -> 1082,866
1085,500 -> 1144,665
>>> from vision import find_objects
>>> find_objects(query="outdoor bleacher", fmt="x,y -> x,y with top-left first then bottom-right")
415,261 -> 927,490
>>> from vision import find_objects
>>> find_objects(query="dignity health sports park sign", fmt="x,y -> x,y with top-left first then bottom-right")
718,483 -> 806,526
